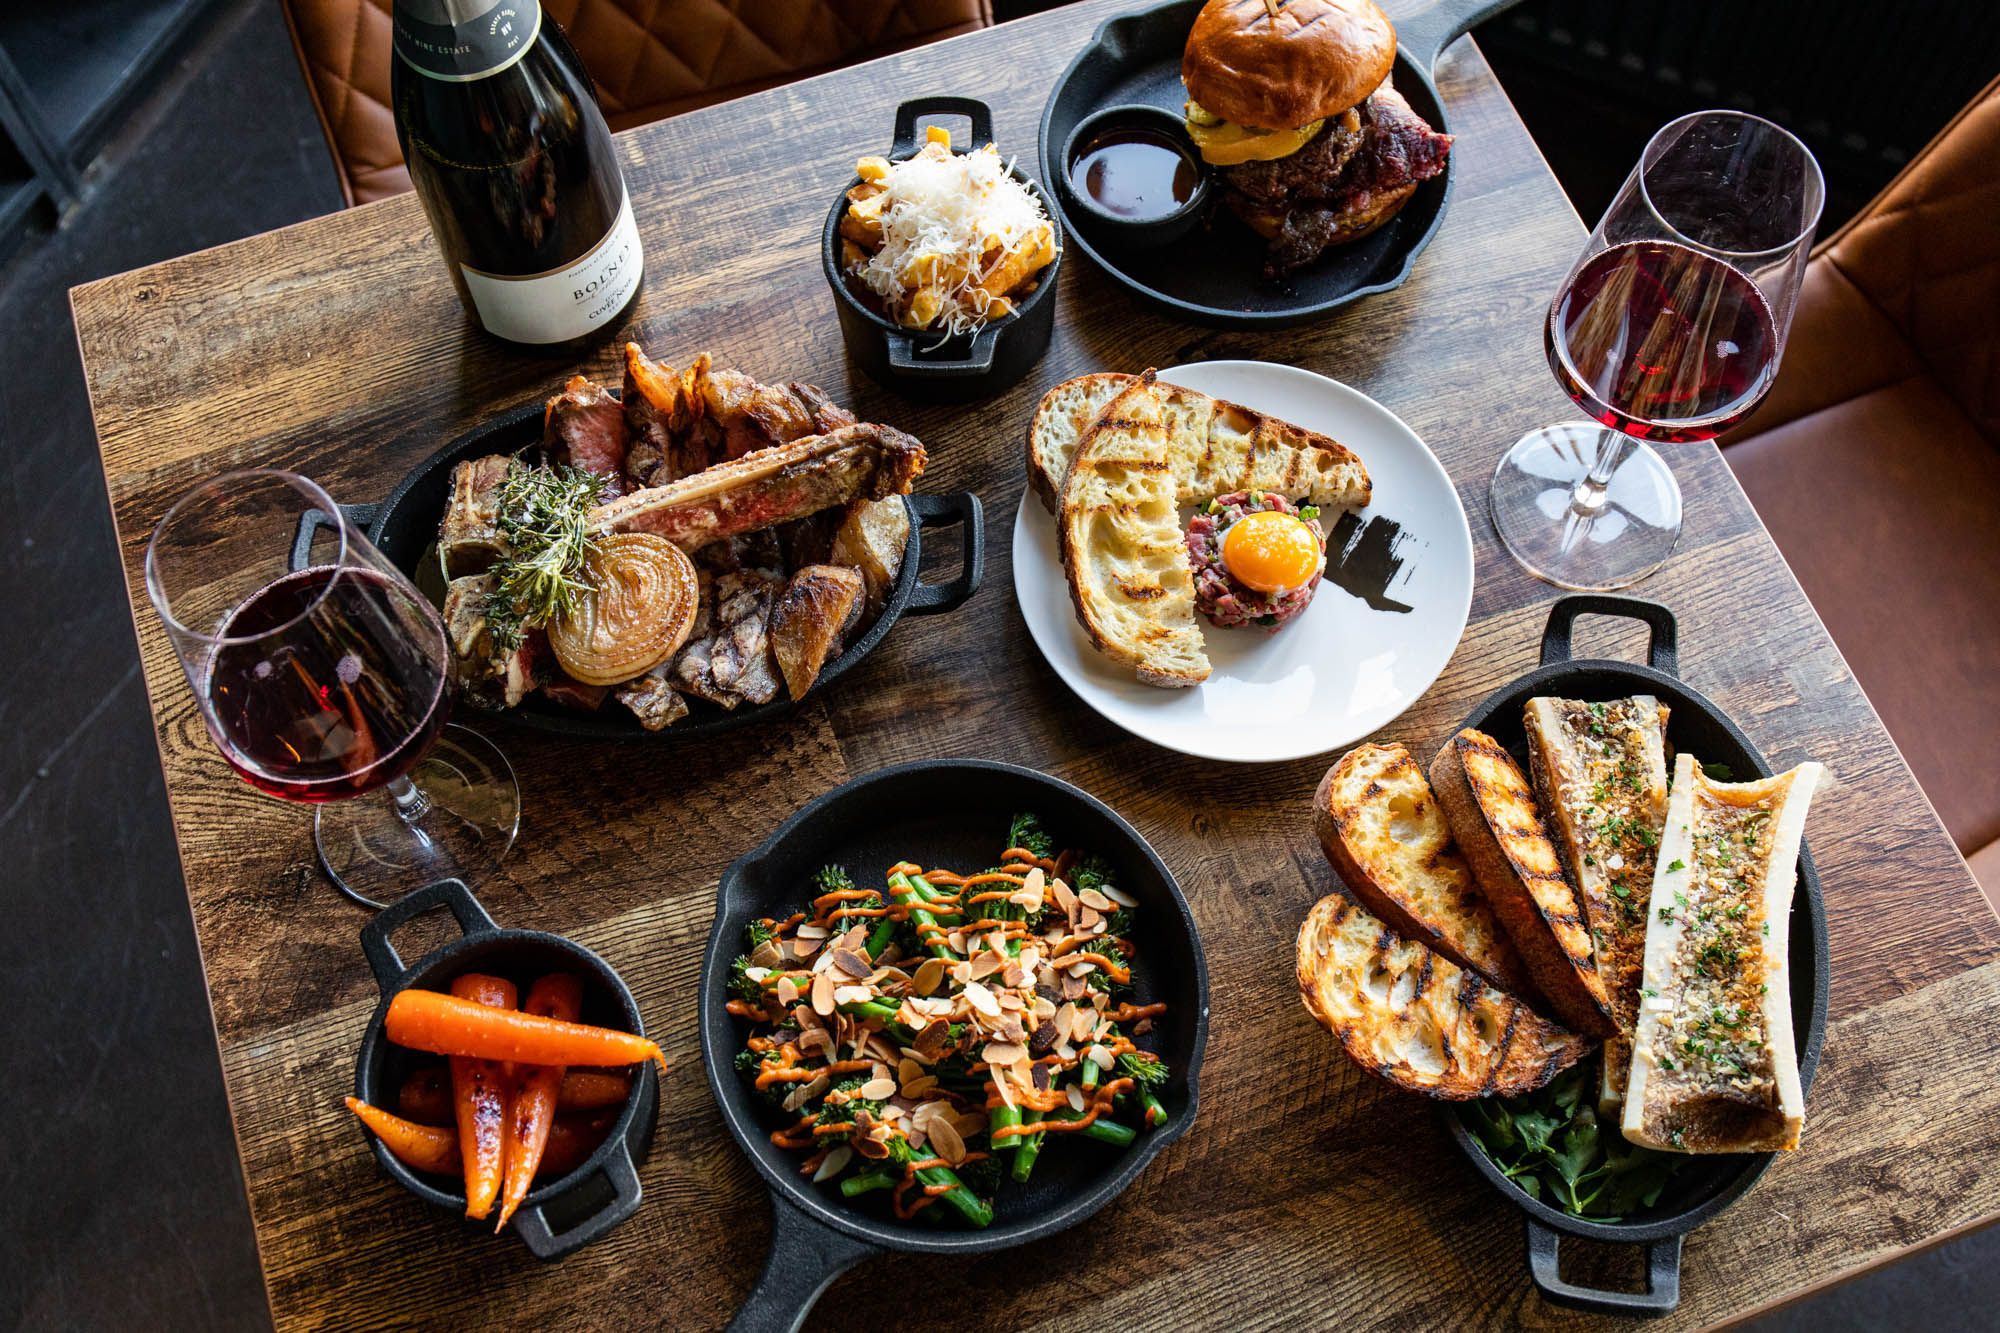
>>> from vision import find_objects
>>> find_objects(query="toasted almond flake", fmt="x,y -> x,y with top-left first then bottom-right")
839,925 -> 869,953
997,992 -> 1024,1011
903,1075 -> 939,1099
992,1069 -> 1017,1109
1010,885 -> 1042,910
928,1116 -> 967,1165
982,1040 -> 1027,1066
1078,887 -> 1113,912
1066,961 -> 1094,978
833,984 -> 874,1006
797,923 -> 829,940
905,1126 -> 927,1152
955,1111 -> 987,1140
998,1016 -> 1026,1043
898,1057 -> 924,1085
858,1077 -> 897,1100
744,966 -> 772,984
963,980 -> 1001,1017
1023,864 -> 1046,897
969,951 -> 1004,980
1133,1017 -> 1153,1035
814,1144 -> 854,1182
1032,996 -> 1058,1020
1088,1044 -> 1116,1071
783,1072 -> 830,1112
750,938 -> 784,969
913,958 -> 946,997
1001,961 -> 1025,988
952,960 -> 975,987
1061,972 -> 1088,1001
1066,1086 -> 1087,1113
792,1004 -> 819,1030
832,949 -> 873,978
811,972 -> 837,1016
810,950 -> 836,974
1055,1040 -> 1075,1061
947,931 -> 967,954
798,1027 -> 831,1058
1052,877 -> 1078,915
1100,881 -> 1139,907
1079,906 -> 1101,931
775,976 -> 800,1005
794,937 -> 823,959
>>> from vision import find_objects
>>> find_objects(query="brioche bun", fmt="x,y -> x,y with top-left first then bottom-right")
1182,0 -> 1397,132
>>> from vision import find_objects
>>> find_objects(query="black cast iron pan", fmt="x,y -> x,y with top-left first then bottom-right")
1039,0 -> 1523,328
699,759 -> 1210,1332
1438,595 -> 1830,1315
296,398 -> 983,739
351,878 -> 659,1259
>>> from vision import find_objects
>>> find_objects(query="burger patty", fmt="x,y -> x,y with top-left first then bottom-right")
1220,80 -> 1453,278
1186,492 -> 1325,633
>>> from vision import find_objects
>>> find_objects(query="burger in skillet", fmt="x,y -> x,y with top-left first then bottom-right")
1182,0 -> 1453,278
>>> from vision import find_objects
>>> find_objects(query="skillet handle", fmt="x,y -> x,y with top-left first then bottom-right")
358,878 -> 498,992
885,326 -> 999,377
1396,0 -> 1526,70
727,1193 -> 876,1333
1526,1219 -> 1682,1315
1538,594 -> 1679,677
890,95 -> 994,157
903,492 -> 985,616
513,1126 -> 647,1260
288,501 -> 382,573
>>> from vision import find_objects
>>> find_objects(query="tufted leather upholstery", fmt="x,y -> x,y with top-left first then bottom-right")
283,0 -> 994,205
1723,74 -> 2000,912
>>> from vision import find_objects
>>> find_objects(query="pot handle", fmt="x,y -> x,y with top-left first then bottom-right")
890,95 -> 994,158
903,492 -> 985,616
289,502 -> 383,574
1397,0 -> 1527,70
358,878 -> 498,993
727,1193 -> 876,1333
1538,594 -> 1679,677
513,1128 -> 647,1261
1526,1218 -> 1682,1315
884,326 -> 1000,377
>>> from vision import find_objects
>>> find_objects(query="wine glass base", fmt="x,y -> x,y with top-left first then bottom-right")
315,724 -> 520,910
1490,423 -> 1684,591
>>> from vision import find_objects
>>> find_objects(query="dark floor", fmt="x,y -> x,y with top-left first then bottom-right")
0,3 -> 1993,1330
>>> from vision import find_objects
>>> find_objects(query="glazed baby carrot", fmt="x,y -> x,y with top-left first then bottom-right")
400,1063 -> 631,1123
537,1111 -> 617,1181
385,988 -> 667,1074
496,973 -> 583,1230
345,1097 -> 459,1176
450,973 -> 517,1221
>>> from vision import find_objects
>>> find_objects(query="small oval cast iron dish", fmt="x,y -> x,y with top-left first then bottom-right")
700,759 -> 1210,1333
822,96 -> 1063,402
1039,0 -> 1523,328
351,878 -> 660,1259
303,397 -> 983,740
1440,595 -> 1830,1315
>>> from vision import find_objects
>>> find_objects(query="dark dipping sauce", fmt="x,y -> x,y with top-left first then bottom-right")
1070,127 -> 1199,221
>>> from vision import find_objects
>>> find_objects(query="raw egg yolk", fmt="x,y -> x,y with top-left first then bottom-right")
1221,509 -> 1322,594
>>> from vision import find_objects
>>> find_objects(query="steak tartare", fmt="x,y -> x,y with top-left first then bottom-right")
1187,491 -> 1325,632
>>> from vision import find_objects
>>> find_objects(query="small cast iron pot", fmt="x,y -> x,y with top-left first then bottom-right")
700,759 -> 1210,1332
352,878 -> 659,1259
822,96 -> 1063,403
1439,595 -> 1830,1315
294,396 -> 983,740
1057,103 -> 1212,250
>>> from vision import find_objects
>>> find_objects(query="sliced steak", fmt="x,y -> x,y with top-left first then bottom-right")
545,374 -> 628,495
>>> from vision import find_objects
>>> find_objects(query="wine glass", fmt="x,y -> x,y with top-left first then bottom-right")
146,470 -> 519,908
1490,110 -> 1824,590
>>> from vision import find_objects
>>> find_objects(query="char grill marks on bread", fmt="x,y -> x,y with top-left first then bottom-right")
1429,728 -> 1616,1037
1296,890 -> 1589,1099
1524,696 -> 1671,1112
1624,755 -> 1823,1153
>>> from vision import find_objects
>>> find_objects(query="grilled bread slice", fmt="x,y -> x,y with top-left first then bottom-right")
1059,373 -> 1211,686
1314,744 -> 1533,995
1027,372 -> 1133,513
1296,891 -> 1590,1099
1430,728 -> 1616,1037
1524,696 -> 1671,1113
1624,755 -> 1823,1153
1031,371 -> 1374,516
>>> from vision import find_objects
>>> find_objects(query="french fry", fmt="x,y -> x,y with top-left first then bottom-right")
840,190 -> 886,248
855,155 -> 891,183
904,286 -> 944,328
977,225 -> 1055,302
840,239 -> 867,270
925,125 -> 952,148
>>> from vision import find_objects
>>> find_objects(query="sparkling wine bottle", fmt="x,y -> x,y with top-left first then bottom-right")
391,0 -> 643,346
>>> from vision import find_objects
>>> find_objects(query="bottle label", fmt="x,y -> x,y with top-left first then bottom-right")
459,190 -> 643,344
394,1 -> 543,82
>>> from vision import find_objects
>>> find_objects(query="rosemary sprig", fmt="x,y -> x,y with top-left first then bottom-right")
485,460 -> 606,651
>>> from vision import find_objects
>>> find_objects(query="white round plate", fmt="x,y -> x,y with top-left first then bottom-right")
1012,360 -> 1475,763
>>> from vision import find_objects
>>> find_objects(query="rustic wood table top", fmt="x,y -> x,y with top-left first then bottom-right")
72,1 -> 2000,1328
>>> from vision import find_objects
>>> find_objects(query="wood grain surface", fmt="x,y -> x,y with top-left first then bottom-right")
72,1 -> 2000,1328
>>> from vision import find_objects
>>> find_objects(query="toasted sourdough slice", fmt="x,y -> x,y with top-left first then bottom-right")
1624,755 -> 1823,1153
1027,372 -> 1133,513
1430,729 -> 1616,1037
1059,372 -> 1211,686
1314,744 -> 1534,995
1524,696 -> 1671,1113
1296,891 -> 1590,1100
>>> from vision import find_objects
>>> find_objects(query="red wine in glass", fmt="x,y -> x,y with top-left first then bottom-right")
1547,239 -> 1779,444
203,565 -> 448,803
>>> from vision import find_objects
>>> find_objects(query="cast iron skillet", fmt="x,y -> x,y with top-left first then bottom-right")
1039,0 -> 1523,328
822,97 -> 1063,403
699,759 -> 1210,1332
351,878 -> 660,1259
295,398 -> 983,740
1438,595 -> 1830,1315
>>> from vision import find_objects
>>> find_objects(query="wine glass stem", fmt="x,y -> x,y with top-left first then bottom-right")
389,773 -> 433,825
1571,429 -> 1638,518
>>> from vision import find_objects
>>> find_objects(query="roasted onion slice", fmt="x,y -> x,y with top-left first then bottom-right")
549,533 -> 699,686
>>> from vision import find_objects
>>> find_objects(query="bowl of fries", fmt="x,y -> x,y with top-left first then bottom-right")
822,96 -> 1062,403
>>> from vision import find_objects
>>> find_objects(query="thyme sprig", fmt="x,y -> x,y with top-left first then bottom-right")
485,460 -> 606,651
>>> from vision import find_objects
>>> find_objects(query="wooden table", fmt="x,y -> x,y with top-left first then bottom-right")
72,2 -> 2000,1327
